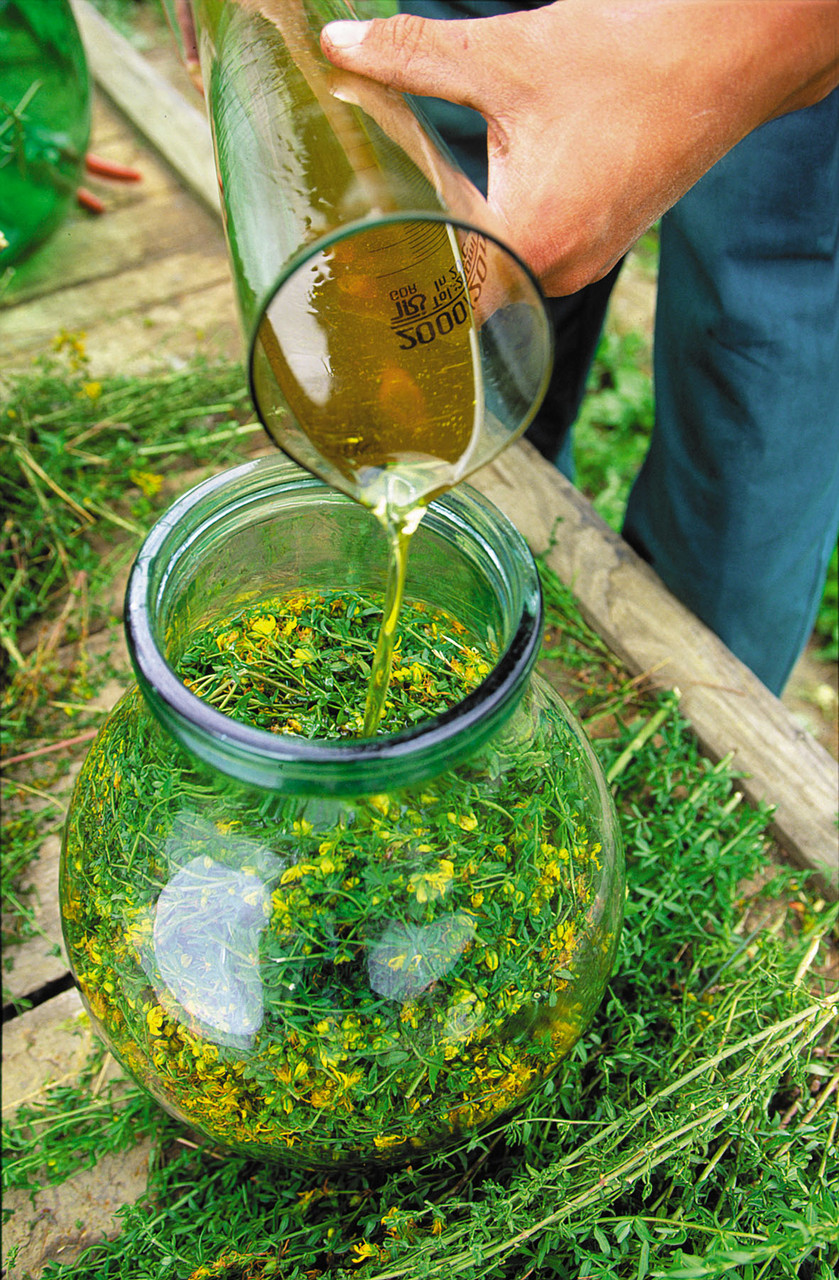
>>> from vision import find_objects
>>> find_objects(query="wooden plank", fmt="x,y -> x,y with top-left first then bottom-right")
475,445 -> 839,894
71,0 -> 219,216
2,837 -> 68,1004
56,279 -> 242,377
68,5 -> 839,888
1,988 -> 90,1114
4,189 -> 224,308
0,251 -> 233,357
0,32 -> 237,372
2,1141 -> 153,1277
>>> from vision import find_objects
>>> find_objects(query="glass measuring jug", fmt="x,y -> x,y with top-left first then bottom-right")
189,0 -> 553,525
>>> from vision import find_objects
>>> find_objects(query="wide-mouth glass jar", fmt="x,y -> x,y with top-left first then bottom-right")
61,456 -> 624,1167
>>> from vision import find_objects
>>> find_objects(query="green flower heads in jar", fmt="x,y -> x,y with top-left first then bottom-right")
60,459 -> 623,1168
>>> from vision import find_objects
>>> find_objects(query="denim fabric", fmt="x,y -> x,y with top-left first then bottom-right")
624,90 -> 839,692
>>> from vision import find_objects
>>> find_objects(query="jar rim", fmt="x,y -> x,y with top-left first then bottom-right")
126,456 -> 542,793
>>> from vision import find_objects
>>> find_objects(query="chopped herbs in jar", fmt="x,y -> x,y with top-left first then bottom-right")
61,587 -> 621,1167
177,589 -> 493,738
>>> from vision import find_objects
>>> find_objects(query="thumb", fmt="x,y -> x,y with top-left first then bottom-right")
320,12 -> 489,112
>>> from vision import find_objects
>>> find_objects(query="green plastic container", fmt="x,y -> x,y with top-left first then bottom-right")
0,0 -> 91,267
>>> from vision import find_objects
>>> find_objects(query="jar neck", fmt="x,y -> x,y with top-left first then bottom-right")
126,457 -> 542,795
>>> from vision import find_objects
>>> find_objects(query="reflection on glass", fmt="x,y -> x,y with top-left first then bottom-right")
367,912 -> 476,1002
138,819 -> 282,1050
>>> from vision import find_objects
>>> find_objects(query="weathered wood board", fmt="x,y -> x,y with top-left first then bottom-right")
1,14 -> 238,377
478,447 -> 839,893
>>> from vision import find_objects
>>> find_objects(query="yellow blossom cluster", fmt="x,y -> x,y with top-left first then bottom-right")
448,1049 -> 537,1130
407,858 -> 454,903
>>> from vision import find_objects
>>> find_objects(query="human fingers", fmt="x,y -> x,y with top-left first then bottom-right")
320,10 -> 528,117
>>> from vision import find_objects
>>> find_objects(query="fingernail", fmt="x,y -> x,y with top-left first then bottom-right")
323,20 -> 371,51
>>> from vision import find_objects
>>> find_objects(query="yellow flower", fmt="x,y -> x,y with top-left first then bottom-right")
285,591 -> 310,615
129,469 -> 164,498
280,862 -> 317,885
332,1068 -> 363,1095
548,1016 -> 580,1053
351,1240 -> 377,1262
549,920 -> 576,953
400,1002 -> 420,1028
52,328 -> 88,365
146,1005 -> 165,1037
81,380 -> 102,400
249,614 -> 277,636
84,937 -> 102,964
373,1134 -> 405,1151
408,858 -> 454,903
448,811 -> 478,832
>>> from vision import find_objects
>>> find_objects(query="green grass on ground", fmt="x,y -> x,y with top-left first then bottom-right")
2,563 -> 837,1279
1,343 -> 257,962
1,347 -> 836,1280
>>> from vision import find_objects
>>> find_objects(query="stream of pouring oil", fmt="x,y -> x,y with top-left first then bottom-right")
259,219 -> 484,735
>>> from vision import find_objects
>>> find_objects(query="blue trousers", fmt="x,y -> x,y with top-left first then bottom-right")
402,3 -> 839,694
625,93 -> 839,695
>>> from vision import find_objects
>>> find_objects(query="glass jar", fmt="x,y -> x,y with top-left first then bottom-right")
0,0 -> 91,268
60,457 -> 624,1167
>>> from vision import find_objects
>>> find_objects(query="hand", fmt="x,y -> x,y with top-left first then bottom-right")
321,0 -> 839,295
